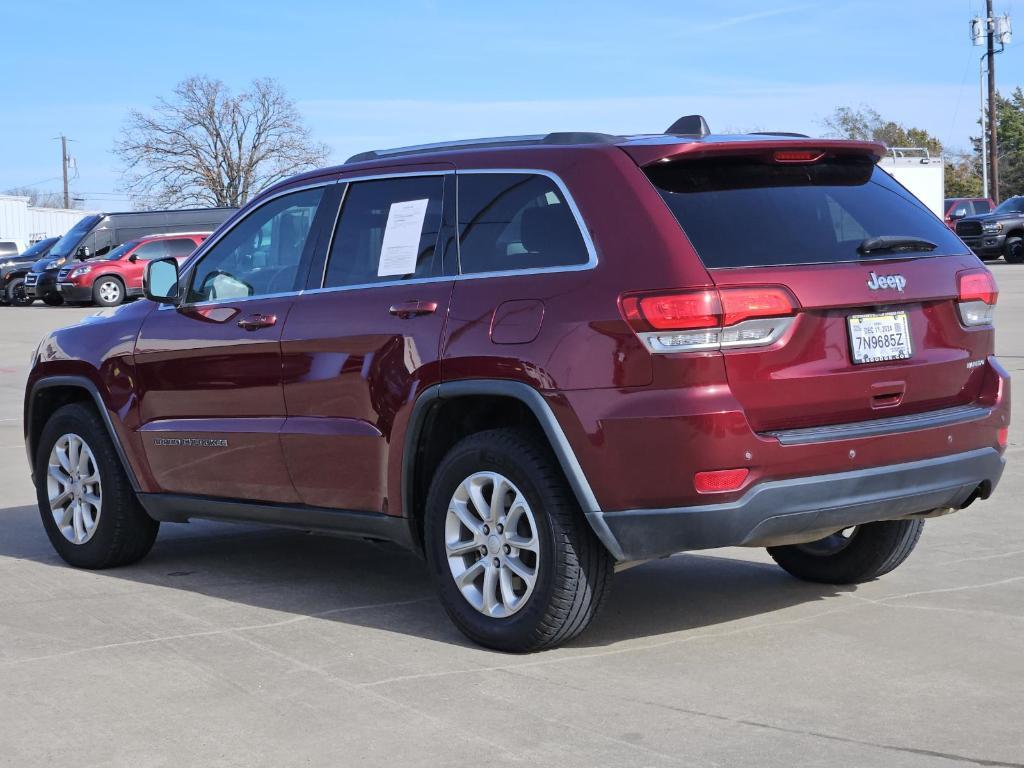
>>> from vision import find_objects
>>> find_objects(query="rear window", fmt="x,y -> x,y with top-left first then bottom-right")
646,156 -> 966,268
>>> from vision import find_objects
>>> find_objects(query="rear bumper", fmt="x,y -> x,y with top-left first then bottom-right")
587,447 -> 1005,561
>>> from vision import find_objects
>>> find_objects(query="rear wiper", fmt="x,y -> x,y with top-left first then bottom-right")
857,236 -> 938,255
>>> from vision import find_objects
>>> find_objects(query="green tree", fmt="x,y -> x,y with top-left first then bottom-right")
823,106 -> 943,156
978,87 -> 1024,200
944,153 -> 983,198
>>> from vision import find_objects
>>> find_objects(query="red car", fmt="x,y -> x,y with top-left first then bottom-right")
24,116 -> 1009,651
944,197 -> 995,229
56,233 -> 208,306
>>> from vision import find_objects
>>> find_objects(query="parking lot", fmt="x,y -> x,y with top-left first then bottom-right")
1,270 -> 1022,768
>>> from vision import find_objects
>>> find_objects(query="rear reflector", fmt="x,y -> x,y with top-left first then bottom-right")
957,269 -> 998,327
694,468 -> 749,493
998,427 -> 1009,449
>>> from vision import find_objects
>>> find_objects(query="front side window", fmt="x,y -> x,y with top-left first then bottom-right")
323,176 -> 444,289
457,173 -> 590,274
187,187 -> 324,302
132,241 -> 167,261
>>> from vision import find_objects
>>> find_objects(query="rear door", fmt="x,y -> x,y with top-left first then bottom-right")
134,185 -> 330,501
279,171 -> 455,513
644,152 -> 992,432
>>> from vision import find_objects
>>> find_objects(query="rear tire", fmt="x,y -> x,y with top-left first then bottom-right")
767,519 -> 924,584
424,429 -> 612,652
35,403 -> 159,569
93,277 -> 125,307
1004,236 -> 1024,264
7,278 -> 33,306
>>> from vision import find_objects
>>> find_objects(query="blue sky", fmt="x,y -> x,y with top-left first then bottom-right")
3,0 -> 1022,210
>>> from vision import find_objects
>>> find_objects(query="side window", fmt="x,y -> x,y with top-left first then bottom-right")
163,238 -> 199,259
973,200 -> 993,215
132,241 -> 167,261
187,187 -> 324,302
456,173 -> 590,274
323,176 -> 444,288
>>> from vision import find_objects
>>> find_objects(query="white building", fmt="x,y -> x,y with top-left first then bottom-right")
0,195 -> 99,248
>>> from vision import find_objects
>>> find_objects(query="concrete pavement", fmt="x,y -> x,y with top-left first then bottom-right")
1,271 -> 1022,768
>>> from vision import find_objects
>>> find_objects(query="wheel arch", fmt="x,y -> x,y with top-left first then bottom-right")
402,380 -> 600,551
26,376 -> 140,492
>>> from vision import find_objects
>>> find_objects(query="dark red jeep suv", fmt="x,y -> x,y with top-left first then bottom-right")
24,116 -> 1010,651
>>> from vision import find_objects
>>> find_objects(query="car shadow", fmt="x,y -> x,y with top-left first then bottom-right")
0,503 -> 854,651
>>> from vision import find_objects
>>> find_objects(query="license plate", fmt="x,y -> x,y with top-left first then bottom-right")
847,311 -> 912,364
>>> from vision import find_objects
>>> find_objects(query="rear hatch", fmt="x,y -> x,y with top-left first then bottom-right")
637,144 -> 995,433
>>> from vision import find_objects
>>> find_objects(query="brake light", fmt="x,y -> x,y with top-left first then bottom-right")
957,269 -> 998,327
773,150 -> 825,163
694,468 -> 749,493
621,286 -> 797,353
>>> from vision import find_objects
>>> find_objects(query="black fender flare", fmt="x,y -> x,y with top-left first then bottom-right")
26,375 -> 141,492
401,380 -> 601,529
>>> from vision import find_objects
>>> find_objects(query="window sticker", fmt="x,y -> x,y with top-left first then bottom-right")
377,198 -> 429,276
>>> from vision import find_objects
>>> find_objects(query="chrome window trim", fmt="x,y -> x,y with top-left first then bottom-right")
163,167 -> 599,309
167,180 -> 337,310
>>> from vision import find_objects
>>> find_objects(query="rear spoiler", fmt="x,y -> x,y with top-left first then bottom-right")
621,139 -> 887,167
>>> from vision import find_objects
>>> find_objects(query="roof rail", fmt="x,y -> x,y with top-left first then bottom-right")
750,131 -> 811,138
346,132 -> 621,164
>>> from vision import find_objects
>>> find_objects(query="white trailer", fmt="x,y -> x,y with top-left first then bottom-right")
877,148 -> 945,219
0,195 -> 99,246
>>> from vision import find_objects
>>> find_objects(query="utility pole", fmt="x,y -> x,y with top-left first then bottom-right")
987,0 -> 1000,203
972,6 -> 1011,202
56,134 -> 71,209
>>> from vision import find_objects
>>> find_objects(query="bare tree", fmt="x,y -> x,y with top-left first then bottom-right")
4,186 -> 76,209
115,76 -> 329,208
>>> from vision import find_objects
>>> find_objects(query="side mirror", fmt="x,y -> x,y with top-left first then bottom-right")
144,257 -> 180,304
128,254 -> 138,263
77,246 -> 92,260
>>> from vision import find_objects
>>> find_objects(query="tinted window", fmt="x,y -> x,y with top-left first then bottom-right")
993,197 -> 1024,215
47,215 -> 102,259
647,157 -> 966,268
164,238 -> 199,259
132,241 -> 167,261
188,188 -> 323,302
323,176 -> 443,288
973,200 -> 994,215
457,173 -> 589,274
103,240 -> 141,261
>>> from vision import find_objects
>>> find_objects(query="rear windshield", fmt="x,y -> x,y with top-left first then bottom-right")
646,156 -> 966,268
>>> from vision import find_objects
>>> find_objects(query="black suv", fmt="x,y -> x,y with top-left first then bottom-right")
956,196 -> 1024,263
1,237 -> 59,306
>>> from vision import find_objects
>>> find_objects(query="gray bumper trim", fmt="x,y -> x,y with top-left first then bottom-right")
763,405 -> 991,446
587,448 -> 1005,562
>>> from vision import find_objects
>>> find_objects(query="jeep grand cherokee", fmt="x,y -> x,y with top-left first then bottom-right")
23,116 -> 1010,652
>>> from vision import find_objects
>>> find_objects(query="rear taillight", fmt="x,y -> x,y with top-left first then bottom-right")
957,269 -> 998,327
621,286 -> 797,353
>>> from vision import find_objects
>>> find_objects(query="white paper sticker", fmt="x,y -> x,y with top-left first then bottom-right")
377,198 -> 430,277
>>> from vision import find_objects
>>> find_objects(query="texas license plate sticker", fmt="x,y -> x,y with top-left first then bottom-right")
847,311 -> 912,364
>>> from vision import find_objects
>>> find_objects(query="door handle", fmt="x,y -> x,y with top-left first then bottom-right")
237,313 -> 278,331
388,301 -> 438,319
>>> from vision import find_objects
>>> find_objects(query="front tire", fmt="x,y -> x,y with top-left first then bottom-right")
42,293 -> 63,307
93,277 -> 125,307
767,519 -> 924,584
35,403 -> 159,569
424,429 -> 612,652
1004,236 -> 1024,264
7,277 -> 33,306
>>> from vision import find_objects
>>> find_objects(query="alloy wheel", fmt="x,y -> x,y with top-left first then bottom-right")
444,471 -> 540,618
98,281 -> 121,304
46,433 -> 102,545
